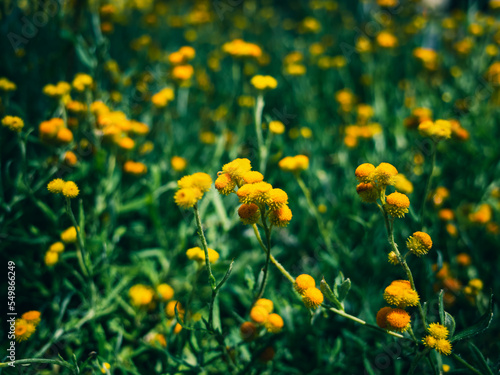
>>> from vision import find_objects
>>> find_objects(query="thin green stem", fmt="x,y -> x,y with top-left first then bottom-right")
451,353 -> 483,375
254,94 -> 267,173
420,143 -> 437,229
65,198 -> 90,278
254,207 -> 272,302
252,224 -> 295,283
0,358 -> 75,372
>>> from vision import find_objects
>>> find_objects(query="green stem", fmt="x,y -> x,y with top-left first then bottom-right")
193,204 -> 217,331
252,224 -> 295,283
451,353 -> 483,375
420,143 -> 437,229
65,198 -> 90,277
0,358 -> 75,372
253,207 -> 272,302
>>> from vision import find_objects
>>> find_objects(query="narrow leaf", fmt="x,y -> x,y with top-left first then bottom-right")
451,294 -> 493,343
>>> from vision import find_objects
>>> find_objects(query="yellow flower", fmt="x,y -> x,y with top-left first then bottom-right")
129,284 -> 155,307
278,155 -> 309,173
14,319 -> 36,342
267,188 -> 288,209
72,73 -> 93,91
242,171 -> 264,184
435,339 -> 452,355
172,65 -> 194,81
62,181 -> 79,198
376,306 -> 393,329
428,323 -> 449,339
418,119 -> 452,141
61,226 -> 78,243
174,187 -> 202,209
152,88 -> 175,108
302,287 -> 324,309
384,192 -> 410,218
222,158 -> 252,182
374,162 -> 398,186
186,246 -> 219,264
171,156 -> 187,172
215,173 -> 236,195
238,203 -> 260,225
250,306 -> 269,324
49,242 -> 65,253
47,178 -> 66,194
406,232 -> 433,256
294,274 -> 315,294
117,137 -> 135,150
255,298 -> 274,313
250,75 -> 278,90
0,77 -> 17,92
101,362 -> 111,374
123,161 -> 148,176
355,163 -> 375,183
383,282 -> 420,308
356,182 -> 378,203
269,204 -> 292,227
157,283 -> 174,301
1,115 -> 24,132
265,313 -> 284,333
422,335 -> 437,348
165,300 -> 184,319
394,174 -> 414,194
377,31 -> 398,48
21,311 -> 41,326
269,121 -> 285,134
388,251 -> 399,265
385,308 -> 410,332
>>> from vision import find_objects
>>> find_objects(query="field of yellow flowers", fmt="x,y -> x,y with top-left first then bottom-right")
1,0 -> 499,374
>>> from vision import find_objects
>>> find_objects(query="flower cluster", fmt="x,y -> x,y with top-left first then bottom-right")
422,323 -> 452,355
222,39 -> 262,59
186,246 -> 220,264
377,280 -> 419,332
294,274 -> 324,309
418,119 -> 452,141
355,162 -> 411,218
47,178 -> 80,199
151,87 -> 175,108
250,75 -> 278,91
406,231 -> 433,257
174,172 -> 212,209
240,298 -> 284,342
39,118 -> 74,144
1,115 -> 24,132
15,311 -> 41,342
278,155 -> 309,174
216,158 -> 292,227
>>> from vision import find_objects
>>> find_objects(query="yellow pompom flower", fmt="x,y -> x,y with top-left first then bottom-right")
101,362 -> 111,374
427,323 -> 449,339
189,172 -> 213,193
418,119 -> 452,141
250,306 -> 269,324
21,311 -> 41,326
174,187 -> 202,209
61,226 -> 78,243
49,242 -> 65,253
14,319 -> 36,342
435,339 -> 452,355
302,287 -> 324,309
129,284 -> 155,307
165,300 -> 184,319
2,115 -> 24,132
255,298 -> 274,313
376,306 -> 393,329
373,162 -> 398,186
171,156 -> 187,172
384,192 -> 410,218
270,204 -> 292,227
406,231 -> 433,256
250,75 -> 278,90
385,308 -> 410,332
355,163 -> 375,183
123,161 -> 147,176
72,73 -> 93,91
388,251 -> 399,265
222,158 -> 252,183
394,174 -> 414,194
186,247 -> 219,264
278,155 -> 309,173
242,171 -> 264,184
265,313 -> 284,333
267,188 -> 288,209
215,173 -> 236,195
47,178 -> 65,194
157,283 -> 174,301
356,182 -> 378,203
269,121 -> 285,134
294,274 -> 316,294
62,181 -> 79,198
238,203 -> 261,225
422,335 -> 437,348
383,283 -> 420,308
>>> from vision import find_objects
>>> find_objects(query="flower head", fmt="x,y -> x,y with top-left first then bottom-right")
62,181 -> 79,198
302,287 -> 324,309
385,308 -> 410,332
267,188 -> 288,209
14,319 -> 36,342
383,282 -> 420,308
240,321 -> 257,341
250,75 -> 278,90
186,246 -> 219,264
385,192 -> 410,218
265,313 -> 284,333
222,158 -> 252,183
294,274 -> 316,294
428,323 -> 449,339
242,171 -> 264,184
374,163 -> 398,186
157,283 -> 174,301
61,226 -> 78,243
355,163 -> 375,183
269,121 -> 285,134
388,251 -> 399,265
174,187 -> 202,209
255,298 -> 274,313
21,311 -> 41,326
238,203 -> 260,225
435,339 -> 452,355
215,173 -> 236,195
47,179 -> 66,194
406,231 -> 432,256
250,306 -> 269,324
356,182 -> 378,203
129,284 -> 155,307
418,119 -> 452,141
270,205 -> 292,227
2,115 -> 24,132
376,306 -> 393,329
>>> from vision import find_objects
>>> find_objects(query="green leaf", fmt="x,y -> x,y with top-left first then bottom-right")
338,278 -> 351,302
320,278 -> 343,310
468,342 -> 494,375
244,265 -> 255,291
444,311 -> 456,338
438,289 -> 445,324
451,293 -> 494,343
